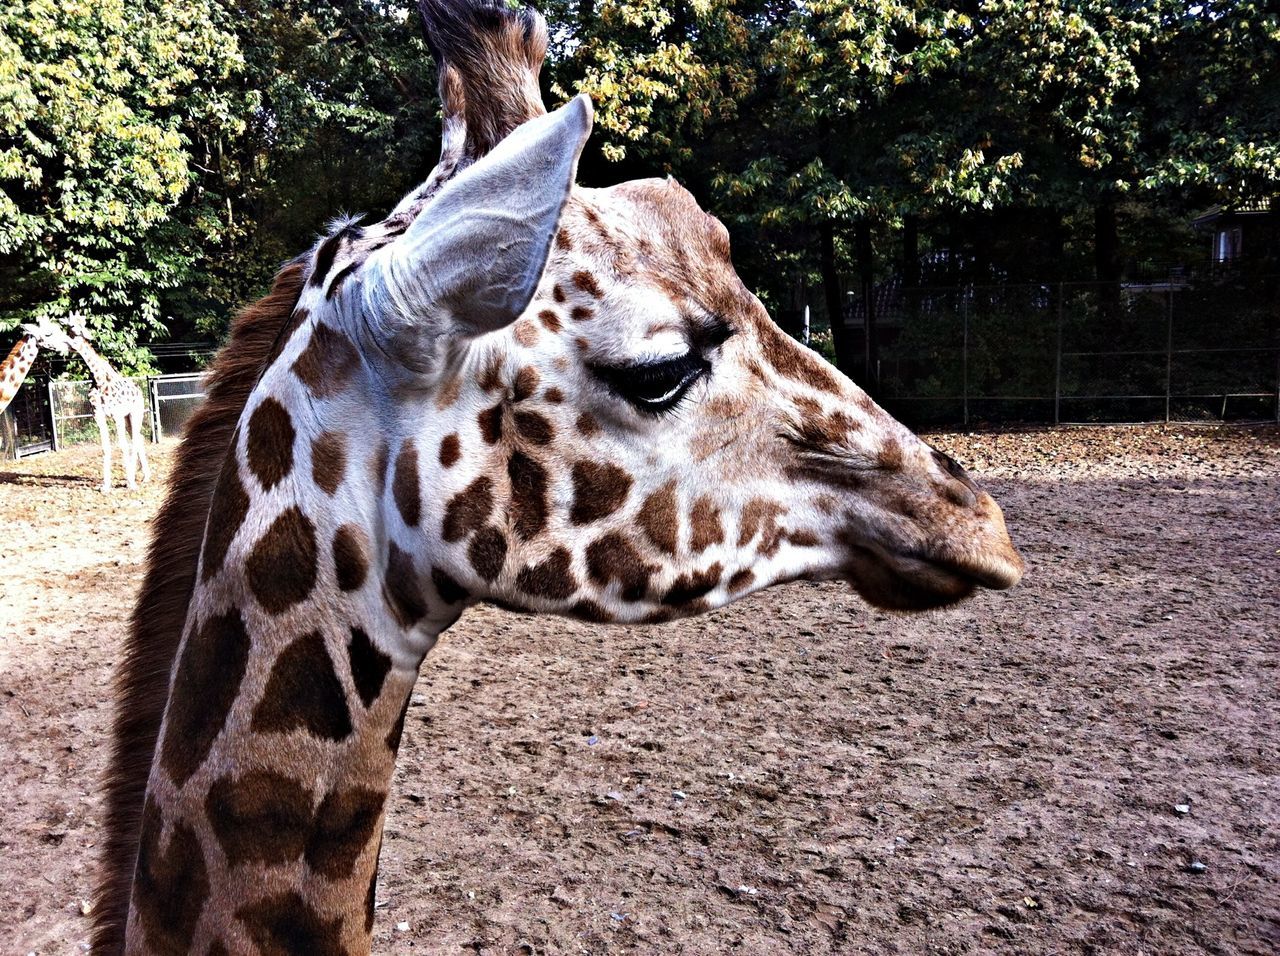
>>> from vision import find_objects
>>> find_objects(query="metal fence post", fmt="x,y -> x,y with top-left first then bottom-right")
1165,288 -> 1174,423
1054,283 -> 1064,425
47,380 -> 60,452
150,377 -> 163,442
962,297 -> 970,426
1274,341 -> 1280,423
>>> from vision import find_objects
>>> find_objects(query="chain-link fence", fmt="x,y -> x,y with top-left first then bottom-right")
150,373 -> 206,441
48,378 -> 156,449
844,276 -> 1280,426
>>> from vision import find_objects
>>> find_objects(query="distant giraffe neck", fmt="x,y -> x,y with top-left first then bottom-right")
0,337 -> 39,415
69,336 -> 122,388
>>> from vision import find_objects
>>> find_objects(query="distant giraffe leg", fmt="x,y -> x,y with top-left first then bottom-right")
131,405 -> 150,483
115,412 -> 135,489
94,403 -> 113,493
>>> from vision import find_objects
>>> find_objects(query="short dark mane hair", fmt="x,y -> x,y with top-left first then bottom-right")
92,261 -> 306,954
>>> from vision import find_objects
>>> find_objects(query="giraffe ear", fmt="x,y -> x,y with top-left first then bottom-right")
370,94 -> 592,346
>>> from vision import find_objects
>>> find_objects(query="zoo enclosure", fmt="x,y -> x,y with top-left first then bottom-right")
840,276 -> 1280,426
1,373 -> 208,460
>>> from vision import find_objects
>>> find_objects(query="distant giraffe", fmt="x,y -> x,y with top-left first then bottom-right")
28,318 -> 151,492
0,334 -> 39,416
0,333 -> 40,456
94,2 -> 1023,953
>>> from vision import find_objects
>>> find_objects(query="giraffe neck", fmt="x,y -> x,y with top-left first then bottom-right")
69,336 -> 120,387
124,304 -> 461,955
0,337 -> 39,415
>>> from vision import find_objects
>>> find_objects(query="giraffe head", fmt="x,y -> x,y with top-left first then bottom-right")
20,317 -> 72,354
94,6 -> 1024,953
300,2 -> 1023,627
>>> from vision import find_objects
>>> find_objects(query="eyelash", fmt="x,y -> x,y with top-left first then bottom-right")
588,323 -> 736,414
591,352 -> 710,414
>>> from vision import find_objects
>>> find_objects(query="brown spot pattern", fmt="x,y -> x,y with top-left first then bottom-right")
160,610 -> 251,787
468,526 -> 507,582
586,532 -> 653,602
878,437 -> 905,470
576,412 -> 600,437
291,322 -> 359,399
201,451 -> 249,582
570,461 -> 632,525
364,842 -> 381,933
205,770 -> 314,868
246,507 -> 318,615
251,632 -> 352,741
348,627 -> 391,709
246,397 -> 295,490
236,892 -> 346,956
516,547 -> 577,600
479,355 -> 503,392
514,411 -> 554,446
443,477 -> 494,542
758,322 -> 841,393
638,482 -> 679,555
133,798 -> 209,955
370,440 -> 390,497
789,529 -> 821,548
435,375 -> 461,409
689,497 -> 724,553
507,452 -> 548,540
545,387 -> 565,403
514,320 -> 539,347
305,787 -> 386,879
384,543 -> 428,627
537,309 -> 562,333
439,433 -> 461,468
570,305 -> 594,321
386,697 -> 410,753
727,569 -> 755,593
311,430 -> 347,496
393,440 -> 421,527
513,366 -> 540,402
432,567 -> 468,604
572,270 -> 604,298
663,563 -> 724,605
333,524 -> 370,592
738,499 -> 787,556
478,403 -> 503,444
572,600 -> 614,623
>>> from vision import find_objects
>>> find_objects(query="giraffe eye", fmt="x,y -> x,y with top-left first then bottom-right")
590,352 -> 710,413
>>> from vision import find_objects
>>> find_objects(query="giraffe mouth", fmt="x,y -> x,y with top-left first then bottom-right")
842,545 -> 1019,612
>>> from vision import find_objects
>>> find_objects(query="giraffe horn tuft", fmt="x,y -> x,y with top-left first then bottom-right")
417,0 -> 549,163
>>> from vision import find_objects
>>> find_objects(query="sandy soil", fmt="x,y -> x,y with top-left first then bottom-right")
1,426 -> 1277,955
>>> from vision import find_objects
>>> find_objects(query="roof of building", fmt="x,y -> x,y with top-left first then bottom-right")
1191,198 -> 1274,228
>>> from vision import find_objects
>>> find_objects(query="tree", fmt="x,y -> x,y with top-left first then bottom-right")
0,0 -> 245,369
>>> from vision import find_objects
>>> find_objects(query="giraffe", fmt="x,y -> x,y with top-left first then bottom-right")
0,333 -> 40,416
31,317 -> 152,492
95,2 -> 1024,953
0,333 -> 40,457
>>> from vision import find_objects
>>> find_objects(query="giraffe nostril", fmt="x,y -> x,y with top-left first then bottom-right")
931,448 -> 975,488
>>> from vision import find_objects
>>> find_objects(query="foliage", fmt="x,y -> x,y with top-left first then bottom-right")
0,0 -> 245,369
1,0 -> 1277,376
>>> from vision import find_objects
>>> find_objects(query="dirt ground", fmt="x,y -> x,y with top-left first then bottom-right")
1,425 -> 1277,955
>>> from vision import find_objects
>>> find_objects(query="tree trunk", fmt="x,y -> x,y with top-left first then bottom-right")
820,222 -> 856,374
1094,199 -> 1122,283
856,220 -> 876,389
902,215 -> 920,288
1094,198 -> 1122,322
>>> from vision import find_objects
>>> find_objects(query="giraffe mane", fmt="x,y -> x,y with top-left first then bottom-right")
93,261 -> 306,954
